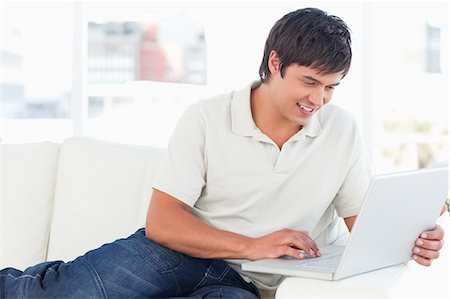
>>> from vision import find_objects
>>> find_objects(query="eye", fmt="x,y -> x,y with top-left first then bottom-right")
326,86 -> 335,90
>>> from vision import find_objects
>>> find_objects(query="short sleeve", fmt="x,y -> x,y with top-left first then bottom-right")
152,103 -> 206,207
333,122 -> 372,218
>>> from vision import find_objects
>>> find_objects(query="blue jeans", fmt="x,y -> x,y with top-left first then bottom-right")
0,228 -> 259,298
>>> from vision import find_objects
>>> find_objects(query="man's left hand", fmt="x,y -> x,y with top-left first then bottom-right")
413,224 -> 445,266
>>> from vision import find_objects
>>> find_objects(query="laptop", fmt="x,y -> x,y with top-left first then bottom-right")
242,167 -> 448,280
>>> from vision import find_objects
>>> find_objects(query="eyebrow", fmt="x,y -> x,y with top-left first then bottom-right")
303,75 -> 341,87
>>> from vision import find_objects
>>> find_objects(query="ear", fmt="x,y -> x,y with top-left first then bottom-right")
268,50 -> 282,75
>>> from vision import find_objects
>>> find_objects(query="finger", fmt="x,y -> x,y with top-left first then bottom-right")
281,230 -> 320,256
281,246 -> 308,260
420,225 -> 444,240
296,235 -> 320,256
412,254 -> 433,267
413,246 -> 440,260
287,237 -> 315,256
292,232 -> 319,255
416,238 -> 444,251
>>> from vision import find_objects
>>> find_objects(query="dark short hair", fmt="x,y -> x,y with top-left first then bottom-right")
259,8 -> 352,82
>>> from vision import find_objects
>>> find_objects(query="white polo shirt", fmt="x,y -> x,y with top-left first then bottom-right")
152,81 -> 371,289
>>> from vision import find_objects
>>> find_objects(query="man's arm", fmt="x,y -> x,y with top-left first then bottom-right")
344,215 -> 357,231
344,205 -> 446,266
145,189 -> 320,261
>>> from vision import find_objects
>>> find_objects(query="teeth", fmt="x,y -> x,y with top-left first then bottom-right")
298,103 -> 314,112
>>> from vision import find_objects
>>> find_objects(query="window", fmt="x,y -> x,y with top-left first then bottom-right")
368,2 -> 448,174
2,1 -> 447,173
1,1 -> 73,143
82,3 -> 208,147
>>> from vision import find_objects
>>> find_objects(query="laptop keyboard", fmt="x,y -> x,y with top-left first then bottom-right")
295,254 -> 341,272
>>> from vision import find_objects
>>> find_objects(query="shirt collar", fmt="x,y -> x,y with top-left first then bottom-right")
230,81 -> 259,137
296,110 -> 322,139
230,80 -> 322,139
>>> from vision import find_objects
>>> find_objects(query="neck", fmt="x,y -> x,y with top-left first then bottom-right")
251,84 -> 302,148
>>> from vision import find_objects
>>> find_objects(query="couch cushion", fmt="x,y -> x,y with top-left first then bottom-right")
46,137 -> 164,262
1,142 -> 60,270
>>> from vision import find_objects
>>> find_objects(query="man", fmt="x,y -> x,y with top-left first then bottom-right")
1,7 -> 445,299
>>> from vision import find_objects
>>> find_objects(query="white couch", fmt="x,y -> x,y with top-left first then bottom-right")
2,137 -> 448,298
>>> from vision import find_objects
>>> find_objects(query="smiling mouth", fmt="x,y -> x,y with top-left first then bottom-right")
296,102 -> 315,113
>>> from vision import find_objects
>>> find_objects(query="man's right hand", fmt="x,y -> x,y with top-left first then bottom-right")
146,189 -> 320,261
244,228 -> 320,261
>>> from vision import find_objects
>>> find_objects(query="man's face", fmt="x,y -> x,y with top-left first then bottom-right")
267,63 -> 343,127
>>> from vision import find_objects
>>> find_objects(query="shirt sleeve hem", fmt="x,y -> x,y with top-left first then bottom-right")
336,207 -> 361,219
152,181 -> 198,207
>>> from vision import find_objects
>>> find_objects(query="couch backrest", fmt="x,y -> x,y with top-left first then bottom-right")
1,142 -> 60,270
46,137 -> 165,262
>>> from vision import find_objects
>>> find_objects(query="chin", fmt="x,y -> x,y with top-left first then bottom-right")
295,117 -> 310,127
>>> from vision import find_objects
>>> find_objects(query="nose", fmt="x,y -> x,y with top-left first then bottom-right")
308,88 -> 324,107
